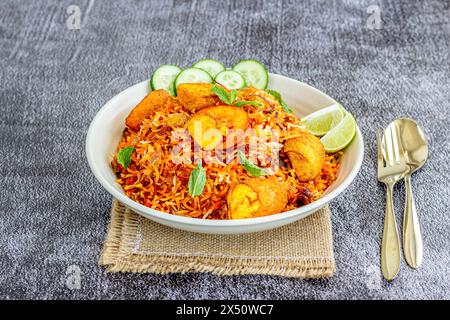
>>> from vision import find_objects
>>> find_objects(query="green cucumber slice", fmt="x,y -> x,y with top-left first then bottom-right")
232,60 -> 269,89
214,70 -> 247,89
192,59 -> 225,78
150,64 -> 181,96
174,68 -> 213,93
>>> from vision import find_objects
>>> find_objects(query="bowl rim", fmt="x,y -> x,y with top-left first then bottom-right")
86,73 -> 364,228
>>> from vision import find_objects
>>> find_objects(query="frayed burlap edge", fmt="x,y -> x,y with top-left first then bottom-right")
99,200 -> 139,266
99,200 -> 335,278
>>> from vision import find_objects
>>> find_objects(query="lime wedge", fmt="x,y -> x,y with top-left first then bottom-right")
301,104 -> 346,136
320,113 -> 357,153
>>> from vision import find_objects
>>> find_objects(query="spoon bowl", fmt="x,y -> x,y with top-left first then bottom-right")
396,118 -> 429,173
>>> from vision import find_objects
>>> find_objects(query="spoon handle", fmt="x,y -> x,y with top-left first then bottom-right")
381,183 -> 401,280
403,174 -> 423,268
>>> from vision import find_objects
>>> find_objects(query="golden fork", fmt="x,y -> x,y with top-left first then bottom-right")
377,125 -> 409,280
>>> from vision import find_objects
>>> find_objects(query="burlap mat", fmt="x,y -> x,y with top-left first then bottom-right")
99,200 -> 335,278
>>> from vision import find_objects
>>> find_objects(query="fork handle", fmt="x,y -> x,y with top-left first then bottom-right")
403,174 -> 423,268
381,184 -> 401,280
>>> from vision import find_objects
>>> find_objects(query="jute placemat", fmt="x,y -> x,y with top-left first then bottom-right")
99,200 -> 335,278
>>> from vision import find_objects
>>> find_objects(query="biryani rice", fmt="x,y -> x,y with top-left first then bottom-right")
112,88 -> 340,220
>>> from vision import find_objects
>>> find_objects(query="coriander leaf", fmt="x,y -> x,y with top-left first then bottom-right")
233,100 -> 263,108
117,146 -> 135,169
266,89 -> 293,114
211,85 -> 231,104
188,162 -> 207,197
237,150 -> 267,177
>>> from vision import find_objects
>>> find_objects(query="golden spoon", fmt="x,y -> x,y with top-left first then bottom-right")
388,118 -> 428,268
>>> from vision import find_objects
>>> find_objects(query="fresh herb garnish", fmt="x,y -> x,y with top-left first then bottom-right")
211,85 -> 233,104
266,89 -> 293,114
237,150 -> 267,177
188,162 -> 207,197
232,101 -> 263,107
211,85 -> 262,108
117,146 -> 135,169
229,89 -> 238,104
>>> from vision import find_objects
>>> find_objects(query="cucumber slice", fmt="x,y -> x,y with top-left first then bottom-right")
232,60 -> 269,89
174,67 -> 213,92
192,59 -> 225,78
214,70 -> 247,89
150,64 -> 181,96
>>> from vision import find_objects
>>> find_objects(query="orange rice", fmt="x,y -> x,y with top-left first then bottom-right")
112,91 -> 340,220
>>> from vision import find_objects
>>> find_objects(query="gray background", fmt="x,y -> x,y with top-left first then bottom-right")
0,0 -> 449,299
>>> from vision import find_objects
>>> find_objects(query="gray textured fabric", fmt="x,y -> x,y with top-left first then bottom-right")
0,0 -> 449,300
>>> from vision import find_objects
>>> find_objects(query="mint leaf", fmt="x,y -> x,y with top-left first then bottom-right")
211,85 -> 241,105
188,162 -> 207,197
237,150 -> 266,177
211,85 -> 232,104
117,146 -> 135,169
211,85 -> 262,108
281,102 -> 293,114
266,89 -> 282,102
229,89 -> 238,103
233,100 -> 263,108
266,89 -> 293,114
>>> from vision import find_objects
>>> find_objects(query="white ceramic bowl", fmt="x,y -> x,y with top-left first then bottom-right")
86,73 -> 364,234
